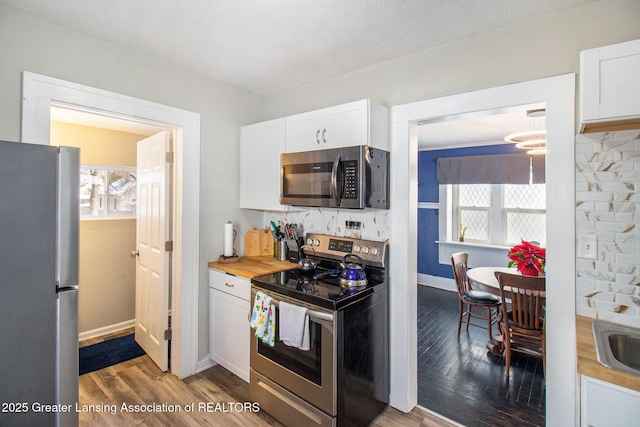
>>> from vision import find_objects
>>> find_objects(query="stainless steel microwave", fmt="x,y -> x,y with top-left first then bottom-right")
280,146 -> 389,209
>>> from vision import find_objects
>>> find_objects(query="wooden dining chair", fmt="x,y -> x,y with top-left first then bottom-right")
451,252 -> 501,340
494,271 -> 546,378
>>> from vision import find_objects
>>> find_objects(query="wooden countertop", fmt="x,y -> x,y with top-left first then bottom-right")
208,256 -> 295,280
576,315 -> 640,392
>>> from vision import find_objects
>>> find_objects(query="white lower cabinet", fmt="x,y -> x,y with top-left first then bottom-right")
581,375 -> 640,427
209,269 -> 251,382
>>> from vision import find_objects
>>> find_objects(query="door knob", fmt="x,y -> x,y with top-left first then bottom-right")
130,250 -> 139,258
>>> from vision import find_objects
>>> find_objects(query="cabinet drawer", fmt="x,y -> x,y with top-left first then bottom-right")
209,269 -> 251,301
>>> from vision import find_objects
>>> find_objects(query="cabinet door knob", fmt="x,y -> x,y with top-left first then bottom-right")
225,283 -> 234,288
315,129 -> 321,144
322,128 -> 327,143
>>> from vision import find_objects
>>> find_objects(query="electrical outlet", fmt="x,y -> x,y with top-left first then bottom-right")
578,235 -> 598,260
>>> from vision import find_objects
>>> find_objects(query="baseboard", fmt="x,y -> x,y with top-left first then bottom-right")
417,273 -> 456,292
79,319 -> 136,342
196,356 -> 217,374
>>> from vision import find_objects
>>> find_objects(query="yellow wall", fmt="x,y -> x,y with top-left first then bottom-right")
50,121 -> 139,166
79,220 -> 136,333
51,121 -> 143,335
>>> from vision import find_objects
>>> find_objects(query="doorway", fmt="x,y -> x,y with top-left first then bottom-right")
389,75 -> 577,426
414,105 -> 547,425
50,106 -> 175,372
21,71 -> 201,379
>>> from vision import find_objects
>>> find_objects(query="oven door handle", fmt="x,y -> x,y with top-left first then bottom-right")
250,291 -> 334,322
272,298 -> 335,322
330,153 -> 342,207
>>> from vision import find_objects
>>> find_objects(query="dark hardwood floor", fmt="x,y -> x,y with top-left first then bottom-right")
417,285 -> 545,427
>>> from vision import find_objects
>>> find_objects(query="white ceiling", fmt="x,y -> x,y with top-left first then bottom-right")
417,105 -> 546,150
6,0 -> 568,148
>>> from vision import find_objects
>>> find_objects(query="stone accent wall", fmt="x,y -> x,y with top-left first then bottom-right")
575,129 -> 640,328
265,209 -> 390,242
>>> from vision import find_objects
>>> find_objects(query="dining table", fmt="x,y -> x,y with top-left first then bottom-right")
466,266 -> 518,296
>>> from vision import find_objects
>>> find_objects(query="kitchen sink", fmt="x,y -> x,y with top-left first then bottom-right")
592,319 -> 640,376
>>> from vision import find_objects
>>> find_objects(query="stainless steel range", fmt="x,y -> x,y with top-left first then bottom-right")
249,233 -> 389,427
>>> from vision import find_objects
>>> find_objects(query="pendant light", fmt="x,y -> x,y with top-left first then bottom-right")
504,109 -> 546,155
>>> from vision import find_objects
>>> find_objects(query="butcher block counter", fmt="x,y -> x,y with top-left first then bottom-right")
577,315 -> 640,392
208,256 -> 294,279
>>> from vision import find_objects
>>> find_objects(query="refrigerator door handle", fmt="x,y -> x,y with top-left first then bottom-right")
56,146 -> 80,290
57,288 -> 78,427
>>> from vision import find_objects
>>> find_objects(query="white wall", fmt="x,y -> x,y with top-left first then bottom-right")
264,0 -> 640,118
0,5 -> 266,361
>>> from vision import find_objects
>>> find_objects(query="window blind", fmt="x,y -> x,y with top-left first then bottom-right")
437,153 -> 545,185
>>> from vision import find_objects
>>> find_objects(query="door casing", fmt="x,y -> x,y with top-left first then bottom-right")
390,74 -> 576,426
21,71 -> 200,379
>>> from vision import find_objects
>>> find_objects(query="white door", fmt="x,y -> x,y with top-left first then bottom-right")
135,131 -> 171,371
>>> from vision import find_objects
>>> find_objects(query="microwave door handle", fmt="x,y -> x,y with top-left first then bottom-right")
331,154 -> 342,206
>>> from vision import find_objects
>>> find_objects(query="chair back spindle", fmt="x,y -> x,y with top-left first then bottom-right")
494,271 -> 546,377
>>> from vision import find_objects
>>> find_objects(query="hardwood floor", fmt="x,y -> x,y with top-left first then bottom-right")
417,285 -> 545,427
78,335 -> 457,426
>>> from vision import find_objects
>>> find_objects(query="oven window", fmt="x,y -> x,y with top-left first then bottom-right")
257,311 -> 323,386
282,164 -> 331,199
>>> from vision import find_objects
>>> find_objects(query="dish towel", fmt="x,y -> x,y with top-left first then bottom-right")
250,291 -> 275,347
279,301 -> 310,351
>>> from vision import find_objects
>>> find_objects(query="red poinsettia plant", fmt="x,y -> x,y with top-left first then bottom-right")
507,240 -> 546,276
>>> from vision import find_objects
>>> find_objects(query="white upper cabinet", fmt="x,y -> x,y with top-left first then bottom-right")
580,39 -> 640,133
239,118 -> 287,211
285,109 -> 325,151
285,99 -> 389,152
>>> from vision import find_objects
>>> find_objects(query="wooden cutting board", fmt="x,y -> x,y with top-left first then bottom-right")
244,228 -> 274,257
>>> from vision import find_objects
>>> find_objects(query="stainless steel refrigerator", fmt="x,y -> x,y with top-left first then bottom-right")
0,140 -> 79,427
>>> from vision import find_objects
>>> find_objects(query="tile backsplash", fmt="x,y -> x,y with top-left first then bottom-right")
575,129 -> 640,328
264,208 -> 390,242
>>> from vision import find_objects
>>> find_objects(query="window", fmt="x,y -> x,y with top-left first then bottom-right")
503,184 -> 546,245
453,183 -> 546,246
80,165 -> 137,219
456,184 -> 491,241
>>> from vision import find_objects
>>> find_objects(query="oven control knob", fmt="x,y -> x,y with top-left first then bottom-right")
307,238 -> 313,245
362,246 -> 370,254
371,247 -> 379,256
354,245 -> 361,253
314,239 -> 321,246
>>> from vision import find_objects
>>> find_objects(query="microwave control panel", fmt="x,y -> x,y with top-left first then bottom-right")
343,160 -> 358,199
